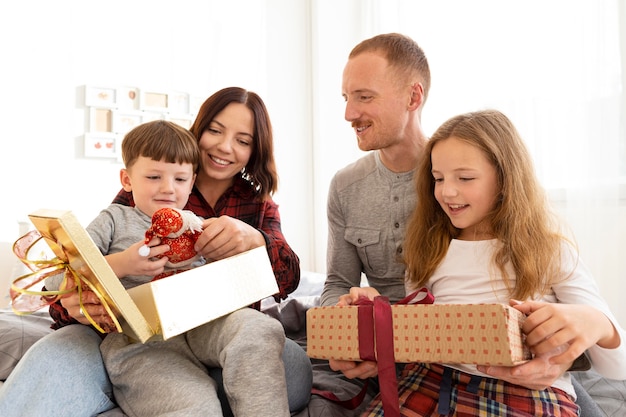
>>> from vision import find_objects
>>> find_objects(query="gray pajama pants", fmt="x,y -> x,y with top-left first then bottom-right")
100,308 -> 290,417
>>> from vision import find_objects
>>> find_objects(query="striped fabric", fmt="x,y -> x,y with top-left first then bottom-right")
364,363 -> 579,416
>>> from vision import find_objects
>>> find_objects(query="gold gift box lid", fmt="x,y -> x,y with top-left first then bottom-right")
28,209 -> 279,343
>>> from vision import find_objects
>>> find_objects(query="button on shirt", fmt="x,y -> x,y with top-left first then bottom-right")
322,151 -> 416,306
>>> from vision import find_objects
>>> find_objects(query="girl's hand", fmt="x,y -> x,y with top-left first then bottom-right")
512,300 -> 620,365
105,238 -> 170,278
194,215 -> 265,261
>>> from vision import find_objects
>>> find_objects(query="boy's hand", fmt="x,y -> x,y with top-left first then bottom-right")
106,238 -> 170,278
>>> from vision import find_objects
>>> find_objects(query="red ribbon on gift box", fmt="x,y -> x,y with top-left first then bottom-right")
312,288 -> 434,417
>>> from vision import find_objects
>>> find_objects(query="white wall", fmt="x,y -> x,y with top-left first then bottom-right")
0,0 -> 317,270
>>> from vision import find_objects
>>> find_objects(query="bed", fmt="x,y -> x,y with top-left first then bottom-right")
1,270 -> 625,416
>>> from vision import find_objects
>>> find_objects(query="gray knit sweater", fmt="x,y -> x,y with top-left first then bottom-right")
321,151 -> 416,306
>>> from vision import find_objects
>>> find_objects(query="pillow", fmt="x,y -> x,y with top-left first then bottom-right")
571,370 -> 626,417
0,308 -> 53,380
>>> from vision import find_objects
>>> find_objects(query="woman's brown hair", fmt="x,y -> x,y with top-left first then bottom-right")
190,87 -> 278,200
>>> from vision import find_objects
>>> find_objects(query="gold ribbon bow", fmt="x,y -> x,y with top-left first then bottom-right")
10,230 -> 122,334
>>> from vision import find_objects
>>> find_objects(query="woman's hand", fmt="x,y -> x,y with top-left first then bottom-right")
194,215 -> 265,261
58,276 -> 116,331
59,238 -> 171,331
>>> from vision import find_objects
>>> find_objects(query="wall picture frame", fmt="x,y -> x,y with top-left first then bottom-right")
167,115 -> 194,129
85,86 -> 117,108
168,91 -> 190,115
190,95 -> 204,116
139,90 -> 169,112
84,133 -> 118,158
116,86 -> 140,110
112,111 -> 143,135
90,108 -> 113,133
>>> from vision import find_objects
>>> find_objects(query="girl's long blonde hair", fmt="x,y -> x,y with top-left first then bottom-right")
404,109 -> 571,299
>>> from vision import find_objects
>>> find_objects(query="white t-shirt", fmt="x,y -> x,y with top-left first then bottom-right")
407,239 -> 626,397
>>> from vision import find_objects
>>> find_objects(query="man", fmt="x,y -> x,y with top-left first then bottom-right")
321,33 -> 428,309
314,32 -> 600,416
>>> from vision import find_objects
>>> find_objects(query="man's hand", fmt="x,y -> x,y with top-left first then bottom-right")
329,286 -> 383,379
337,286 -> 381,306
329,358 -> 378,379
476,357 -> 572,390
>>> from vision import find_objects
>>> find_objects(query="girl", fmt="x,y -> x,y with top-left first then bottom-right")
365,109 -> 626,416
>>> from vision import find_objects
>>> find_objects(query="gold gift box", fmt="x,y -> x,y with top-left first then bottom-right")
29,209 -> 279,343
306,303 -> 531,366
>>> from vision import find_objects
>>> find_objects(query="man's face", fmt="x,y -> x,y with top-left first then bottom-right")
342,52 -> 411,152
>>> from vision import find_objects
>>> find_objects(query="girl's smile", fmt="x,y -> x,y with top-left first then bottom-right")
431,137 -> 499,240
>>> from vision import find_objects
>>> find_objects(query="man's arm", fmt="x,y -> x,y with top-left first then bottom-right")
320,175 -> 364,307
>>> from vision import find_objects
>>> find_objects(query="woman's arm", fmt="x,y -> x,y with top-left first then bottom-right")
193,200 -> 300,301
256,200 -> 300,300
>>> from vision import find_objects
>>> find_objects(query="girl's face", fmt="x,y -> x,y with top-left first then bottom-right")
197,102 -> 254,184
431,137 -> 499,240
120,156 -> 195,217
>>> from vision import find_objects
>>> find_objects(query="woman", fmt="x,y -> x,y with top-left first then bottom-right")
0,87 -> 311,416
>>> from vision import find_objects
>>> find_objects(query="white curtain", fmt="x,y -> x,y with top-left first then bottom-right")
310,0 -> 626,324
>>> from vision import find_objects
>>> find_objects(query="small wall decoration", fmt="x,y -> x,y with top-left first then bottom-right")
190,96 -> 205,115
82,85 -> 200,159
84,133 -> 117,158
140,91 -> 169,112
112,111 -> 143,135
85,86 -> 117,108
168,116 -> 194,129
117,87 -> 140,110
90,108 -> 113,132
168,91 -> 190,115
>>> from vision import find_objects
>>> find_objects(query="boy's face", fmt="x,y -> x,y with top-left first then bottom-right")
120,156 -> 195,217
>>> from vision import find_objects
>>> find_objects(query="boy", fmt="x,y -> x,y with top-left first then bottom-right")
50,120 -> 290,416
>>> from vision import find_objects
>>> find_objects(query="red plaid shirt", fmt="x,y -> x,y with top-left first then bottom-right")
49,175 -> 300,329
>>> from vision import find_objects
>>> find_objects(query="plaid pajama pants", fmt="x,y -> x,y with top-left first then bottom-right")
363,363 -> 579,416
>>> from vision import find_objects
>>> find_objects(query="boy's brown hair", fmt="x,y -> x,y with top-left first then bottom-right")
121,120 -> 200,172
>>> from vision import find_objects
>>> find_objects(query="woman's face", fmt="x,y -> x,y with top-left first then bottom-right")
198,102 -> 254,182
